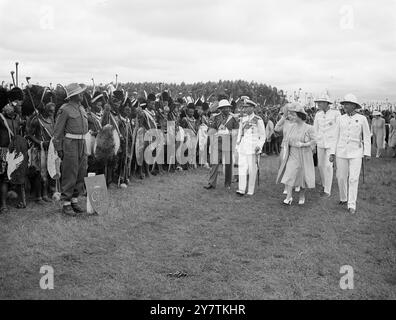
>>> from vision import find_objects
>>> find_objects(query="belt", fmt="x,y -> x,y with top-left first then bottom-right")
65,133 -> 87,140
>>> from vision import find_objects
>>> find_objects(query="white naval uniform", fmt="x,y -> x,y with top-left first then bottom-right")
330,113 -> 371,210
313,109 -> 341,195
236,113 -> 266,195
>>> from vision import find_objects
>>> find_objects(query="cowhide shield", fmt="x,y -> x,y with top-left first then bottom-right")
135,127 -> 145,166
84,174 -> 109,215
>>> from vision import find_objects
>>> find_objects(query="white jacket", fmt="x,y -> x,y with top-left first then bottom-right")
236,113 -> 266,155
314,109 -> 341,149
330,113 -> 371,159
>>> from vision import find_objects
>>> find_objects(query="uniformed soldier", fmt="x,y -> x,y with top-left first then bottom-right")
53,83 -> 89,216
204,99 -> 239,190
329,94 -> 371,214
313,93 -> 341,197
236,99 -> 266,196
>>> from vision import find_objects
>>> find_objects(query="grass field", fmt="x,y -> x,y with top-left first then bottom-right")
0,154 -> 395,300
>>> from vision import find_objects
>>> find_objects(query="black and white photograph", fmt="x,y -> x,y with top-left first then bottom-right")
0,0 -> 395,305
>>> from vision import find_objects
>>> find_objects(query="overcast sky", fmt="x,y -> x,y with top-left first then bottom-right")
0,0 -> 395,101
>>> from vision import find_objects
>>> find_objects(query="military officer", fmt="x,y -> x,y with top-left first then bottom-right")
329,94 -> 371,214
53,83 -> 89,216
313,93 -> 341,197
204,99 -> 239,190
236,99 -> 266,196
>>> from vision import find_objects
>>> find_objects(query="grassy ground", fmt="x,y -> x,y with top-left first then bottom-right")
0,154 -> 395,300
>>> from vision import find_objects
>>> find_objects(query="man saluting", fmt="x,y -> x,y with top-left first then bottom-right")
53,83 -> 89,216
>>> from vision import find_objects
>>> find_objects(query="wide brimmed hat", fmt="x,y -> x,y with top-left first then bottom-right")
340,94 -> 361,109
288,102 -> 306,115
314,93 -> 333,104
217,99 -> 232,109
373,111 -> 382,116
242,99 -> 257,108
65,83 -> 87,99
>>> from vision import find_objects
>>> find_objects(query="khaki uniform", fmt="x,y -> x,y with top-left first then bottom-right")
207,113 -> 239,188
53,102 -> 88,202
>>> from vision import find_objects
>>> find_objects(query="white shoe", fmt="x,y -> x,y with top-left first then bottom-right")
283,189 -> 287,195
295,186 -> 301,192
283,198 -> 293,205
298,197 -> 305,205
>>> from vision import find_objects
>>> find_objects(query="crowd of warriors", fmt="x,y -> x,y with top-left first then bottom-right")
0,83 -> 394,214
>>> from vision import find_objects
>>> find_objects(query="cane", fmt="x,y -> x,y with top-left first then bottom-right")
256,152 -> 261,186
362,158 -> 365,184
15,62 -> 19,87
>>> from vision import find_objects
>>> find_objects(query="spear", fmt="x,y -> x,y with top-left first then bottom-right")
26,77 -> 31,85
91,78 -> 95,97
15,62 -> 19,87
10,71 -> 16,87
115,74 -> 118,89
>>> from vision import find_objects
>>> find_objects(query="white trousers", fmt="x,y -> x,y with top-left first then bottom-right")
317,147 -> 334,194
238,153 -> 257,195
336,157 -> 362,210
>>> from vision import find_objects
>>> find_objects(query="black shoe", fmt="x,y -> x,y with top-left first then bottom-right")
236,191 -> 245,196
204,184 -> 215,190
339,201 -> 347,205
62,205 -> 77,216
321,192 -> 331,198
71,203 -> 85,213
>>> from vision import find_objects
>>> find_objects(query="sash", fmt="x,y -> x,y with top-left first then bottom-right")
109,113 -> 121,137
223,115 -> 233,128
185,117 -> 197,135
91,112 -> 102,130
36,116 -> 53,139
143,109 -> 157,129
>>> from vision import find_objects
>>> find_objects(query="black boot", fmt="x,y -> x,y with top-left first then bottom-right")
62,205 -> 77,216
71,202 -> 86,213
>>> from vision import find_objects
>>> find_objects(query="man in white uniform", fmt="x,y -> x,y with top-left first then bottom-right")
313,94 -> 341,197
329,94 -> 371,214
236,100 -> 266,196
